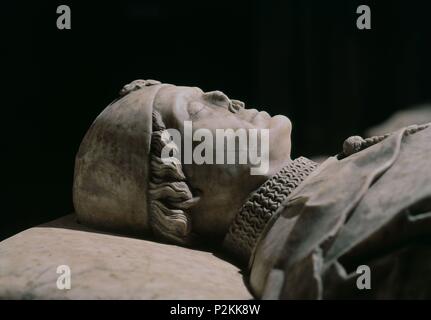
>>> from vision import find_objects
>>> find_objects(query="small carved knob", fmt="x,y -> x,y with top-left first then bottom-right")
119,79 -> 161,96
343,135 -> 366,156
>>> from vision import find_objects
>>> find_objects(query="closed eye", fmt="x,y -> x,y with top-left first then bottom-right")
188,102 -> 206,119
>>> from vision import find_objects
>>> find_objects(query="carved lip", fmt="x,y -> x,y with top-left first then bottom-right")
251,110 -> 271,123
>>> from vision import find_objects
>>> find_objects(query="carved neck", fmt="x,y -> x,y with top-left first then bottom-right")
222,157 -> 318,266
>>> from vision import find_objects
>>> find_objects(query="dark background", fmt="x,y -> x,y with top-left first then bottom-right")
1,0 -> 431,240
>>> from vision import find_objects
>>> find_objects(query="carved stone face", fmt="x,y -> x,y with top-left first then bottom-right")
153,85 -> 292,240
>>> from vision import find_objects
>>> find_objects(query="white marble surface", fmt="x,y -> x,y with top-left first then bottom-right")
0,215 -> 251,299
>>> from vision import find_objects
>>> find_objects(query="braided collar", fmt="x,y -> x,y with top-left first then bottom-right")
223,157 -> 318,265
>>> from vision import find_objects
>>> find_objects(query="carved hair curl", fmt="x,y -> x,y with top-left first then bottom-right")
148,111 -> 197,244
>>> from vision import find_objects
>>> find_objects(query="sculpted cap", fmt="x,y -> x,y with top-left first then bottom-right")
73,80 -> 165,233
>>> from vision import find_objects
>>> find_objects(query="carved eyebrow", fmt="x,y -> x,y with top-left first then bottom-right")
187,102 -> 206,118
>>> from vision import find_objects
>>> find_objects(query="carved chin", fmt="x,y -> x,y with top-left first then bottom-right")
269,115 -> 292,160
270,115 -> 292,132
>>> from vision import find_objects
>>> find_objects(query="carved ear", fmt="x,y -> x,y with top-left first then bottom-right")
202,90 -> 232,109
